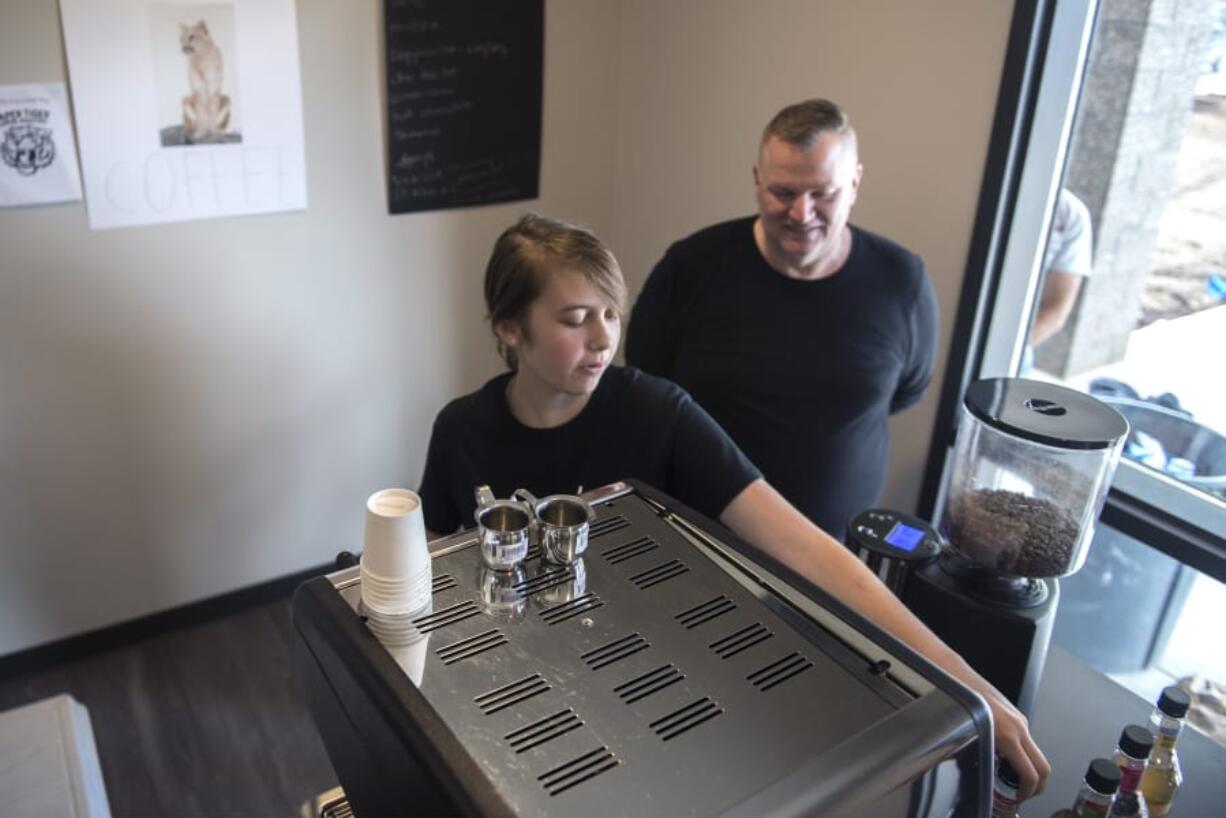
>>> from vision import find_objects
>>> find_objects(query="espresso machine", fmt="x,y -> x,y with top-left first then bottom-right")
850,378 -> 1128,716
294,480 -> 993,817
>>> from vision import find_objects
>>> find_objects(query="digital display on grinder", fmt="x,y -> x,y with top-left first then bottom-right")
884,522 -> 925,552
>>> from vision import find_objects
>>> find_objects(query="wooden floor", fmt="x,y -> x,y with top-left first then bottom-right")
0,599 -> 338,818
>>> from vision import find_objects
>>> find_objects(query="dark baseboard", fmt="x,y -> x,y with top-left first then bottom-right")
0,562 -> 334,680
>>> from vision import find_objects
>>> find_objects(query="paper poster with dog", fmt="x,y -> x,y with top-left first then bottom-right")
57,0 -> 306,230
0,82 -> 83,207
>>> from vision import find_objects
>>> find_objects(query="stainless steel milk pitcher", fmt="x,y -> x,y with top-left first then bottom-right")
473,485 -> 532,571
513,489 -> 596,565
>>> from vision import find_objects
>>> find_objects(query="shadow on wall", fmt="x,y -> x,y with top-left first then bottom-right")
1,270 -> 172,647
0,202 -> 542,659
0,216 -> 478,655
0,261 -> 316,651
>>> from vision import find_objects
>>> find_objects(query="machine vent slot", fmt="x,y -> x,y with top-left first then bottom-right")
589,515 -> 631,539
674,596 -> 737,629
650,697 -> 724,741
538,747 -> 620,796
628,559 -> 690,590
539,593 -> 604,625
474,673 -> 552,715
525,544 -> 542,562
505,708 -> 585,753
436,628 -> 508,665
514,566 -> 577,599
614,663 -> 685,704
747,652 -> 815,692
710,623 -> 773,659
581,633 -> 650,670
318,794 -> 354,818
431,573 -> 457,594
411,600 -> 481,633
602,536 -> 660,565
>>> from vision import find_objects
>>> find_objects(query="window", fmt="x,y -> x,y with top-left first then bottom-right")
920,0 -> 1226,713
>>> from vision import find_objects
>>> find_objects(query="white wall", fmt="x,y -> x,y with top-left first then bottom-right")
0,0 -> 1012,656
0,0 -> 619,656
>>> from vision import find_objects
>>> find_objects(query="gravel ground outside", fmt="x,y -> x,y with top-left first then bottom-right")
1141,94 -> 1226,327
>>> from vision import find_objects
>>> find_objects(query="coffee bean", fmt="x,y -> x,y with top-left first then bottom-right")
947,489 -> 1080,577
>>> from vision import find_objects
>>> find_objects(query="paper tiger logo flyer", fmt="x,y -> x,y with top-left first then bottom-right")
0,82 -> 83,207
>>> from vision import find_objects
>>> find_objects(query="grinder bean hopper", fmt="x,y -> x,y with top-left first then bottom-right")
895,378 -> 1128,715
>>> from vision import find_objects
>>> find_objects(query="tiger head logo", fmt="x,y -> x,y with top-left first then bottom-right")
2,125 -> 56,176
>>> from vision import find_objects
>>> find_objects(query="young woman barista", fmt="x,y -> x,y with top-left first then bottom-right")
417,214 -> 1050,800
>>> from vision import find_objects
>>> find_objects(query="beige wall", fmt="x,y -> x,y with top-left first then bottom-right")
0,0 -> 619,656
0,0 -> 1012,656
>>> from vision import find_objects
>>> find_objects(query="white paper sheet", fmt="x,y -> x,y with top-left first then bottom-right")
58,0 -> 308,230
0,82 -> 84,208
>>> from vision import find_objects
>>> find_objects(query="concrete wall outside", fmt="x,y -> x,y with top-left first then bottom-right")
1038,0 -> 1218,376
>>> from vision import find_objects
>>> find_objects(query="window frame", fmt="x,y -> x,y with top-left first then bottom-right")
916,0 -> 1226,584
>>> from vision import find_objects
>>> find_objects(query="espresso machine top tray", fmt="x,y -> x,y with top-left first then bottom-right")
293,481 -> 990,817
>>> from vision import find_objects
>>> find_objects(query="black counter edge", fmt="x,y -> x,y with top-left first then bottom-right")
291,576 -> 516,818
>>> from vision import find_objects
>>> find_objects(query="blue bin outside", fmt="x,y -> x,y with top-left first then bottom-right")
1053,396 -> 1222,673
1102,396 -> 1226,491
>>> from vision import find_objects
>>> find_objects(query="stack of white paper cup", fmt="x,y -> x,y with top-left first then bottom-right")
365,608 -> 429,646
386,633 -> 431,686
360,488 -> 432,617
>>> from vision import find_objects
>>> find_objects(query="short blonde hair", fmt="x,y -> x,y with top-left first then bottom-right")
761,98 -> 857,155
484,214 -> 627,370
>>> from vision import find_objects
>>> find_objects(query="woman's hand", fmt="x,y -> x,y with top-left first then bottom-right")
719,480 -> 1051,800
967,674 -> 1051,800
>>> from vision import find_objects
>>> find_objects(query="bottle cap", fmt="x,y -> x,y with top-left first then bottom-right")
996,757 -> 1019,788
1086,757 -> 1122,795
1118,724 -> 1154,759
1157,686 -> 1191,719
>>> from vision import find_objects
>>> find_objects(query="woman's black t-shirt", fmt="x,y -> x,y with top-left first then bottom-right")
418,366 -> 761,533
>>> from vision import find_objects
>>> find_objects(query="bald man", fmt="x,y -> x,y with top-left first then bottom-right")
626,98 -> 938,538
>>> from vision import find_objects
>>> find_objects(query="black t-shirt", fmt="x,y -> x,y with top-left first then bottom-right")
625,217 -> 938,537
417,366 -> 762,534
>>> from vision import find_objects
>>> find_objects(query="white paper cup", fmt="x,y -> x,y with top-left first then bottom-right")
360,488 -> 431,614
387,633 -> 431,686
363,488 -> 429,575
360,561 -> 431,614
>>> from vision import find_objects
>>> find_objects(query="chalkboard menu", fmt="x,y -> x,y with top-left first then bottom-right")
384,0 -> 543,214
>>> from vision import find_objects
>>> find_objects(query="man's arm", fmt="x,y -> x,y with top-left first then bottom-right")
719,479 -> 1051,800
890,266 -> 939,414
625,251 -> 680,377
1031,190 -> 1093,346
1029,270 -> 1083,346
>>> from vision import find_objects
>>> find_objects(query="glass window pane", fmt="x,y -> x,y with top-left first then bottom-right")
1053,521 -> 1226,745
1023,1 -> 1226,516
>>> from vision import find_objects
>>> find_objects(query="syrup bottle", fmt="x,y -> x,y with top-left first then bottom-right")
1139,686 -> 1191,817
1107,724 -> 1153,817
1050,758 -> 1120,818
992,756 -> 1020,818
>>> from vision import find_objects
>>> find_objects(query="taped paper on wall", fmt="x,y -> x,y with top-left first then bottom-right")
57,0 -> 307,230
0,82 -> 83,208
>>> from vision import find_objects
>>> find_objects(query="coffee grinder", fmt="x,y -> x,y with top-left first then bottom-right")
849,378 -> 1128,715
